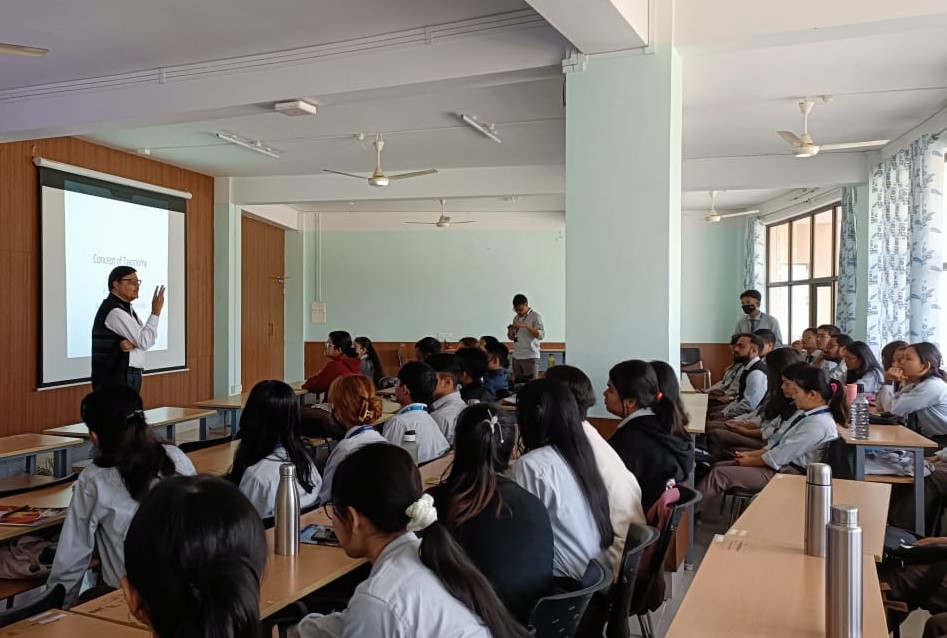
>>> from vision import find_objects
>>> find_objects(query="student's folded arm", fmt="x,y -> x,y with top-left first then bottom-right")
104,308 -> 154,350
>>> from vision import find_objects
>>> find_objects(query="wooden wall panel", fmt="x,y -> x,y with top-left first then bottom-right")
682,342 -> 733,384
0,137 -> 214,435
241,216 -> 285,390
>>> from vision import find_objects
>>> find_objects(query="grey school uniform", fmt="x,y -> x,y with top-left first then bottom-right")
48,445 -> 196,606
707,363 -> 745,396
429,392 -> 466,444
849,368 -> 884,395
239,448 -> 322,518
318,426 -> 388,503
291,532 -> 489,638
733,312 -> 783,345
721,357 -> 767,418
890,377 -> 947,437
382,404 -> 449,463
511,446 -> 606,581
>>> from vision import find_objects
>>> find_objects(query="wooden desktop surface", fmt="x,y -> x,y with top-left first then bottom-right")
836,423 -> 937,448
682,392 -> 709,434
43,407 -> 216,439
726,473 -> 890,560
0,434 -> 83,459
186,441 -> 241,476
0,610 -> 148,637
666,537 -> 887,638
195,386 -> 306,410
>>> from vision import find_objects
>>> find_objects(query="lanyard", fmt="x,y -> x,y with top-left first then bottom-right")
399,404 -> 427,414
772,407 -> 830,447
348,425 -> 375,438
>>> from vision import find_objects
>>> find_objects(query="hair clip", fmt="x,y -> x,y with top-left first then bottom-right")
656,392 -> 664,401
486,411 -> 503,443
124,409 -> 145,422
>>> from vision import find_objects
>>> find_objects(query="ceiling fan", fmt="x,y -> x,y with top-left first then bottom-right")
404,199 -> 475,228
705,191 -> 759,223
0,42 -> 49,57
777,98 -> 888,158
323,135 -> 437,187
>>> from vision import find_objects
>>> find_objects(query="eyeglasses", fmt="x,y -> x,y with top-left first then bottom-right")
119,278 -> 142,287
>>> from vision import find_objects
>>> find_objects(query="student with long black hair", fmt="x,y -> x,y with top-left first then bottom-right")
354,336 -> 384,386
293,444 -> 527,637
604,360 -> 695,510
121,475 -> 267,638
888,342 -> 947,443
428,403 -> 553,622
842,340 -> 885,395
303,331 -> 361,395
227,380 -> 321,518
512,379 -> 612,582
699,366 -> 843,500
48,385 -> 196,605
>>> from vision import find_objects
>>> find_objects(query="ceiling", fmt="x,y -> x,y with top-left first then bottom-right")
293,194 -> 564,213
680,189 -> 791,215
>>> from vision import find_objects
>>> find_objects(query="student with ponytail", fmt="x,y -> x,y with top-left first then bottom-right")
354,336 -> 385,386
604,360 -> 695,510
427,403 -> 553,622
698,366 -> 842,500
512,379 -> 613,582
888,342 -> 947,443
122,475 -> 267,638
293,443 -> 527,638
48,385 -> 196,605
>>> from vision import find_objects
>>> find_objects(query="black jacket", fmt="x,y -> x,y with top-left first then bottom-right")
608,414 -> 694,511
90,293 -> 132,390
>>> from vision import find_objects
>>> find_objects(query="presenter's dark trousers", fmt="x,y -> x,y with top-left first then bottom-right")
126,367 -> 143,394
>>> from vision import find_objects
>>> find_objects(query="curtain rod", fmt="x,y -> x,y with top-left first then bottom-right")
934,125 -> 947,140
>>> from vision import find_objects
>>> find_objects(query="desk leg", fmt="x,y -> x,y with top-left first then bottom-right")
231,408 -> 243,439
854,447 -> 866,480
53,449 -> 67,478
199,417 -> 208,441
24,455 -> 37,475
913,447 -> 926,536
166,424 -> 175,444
685,434 -> 697,571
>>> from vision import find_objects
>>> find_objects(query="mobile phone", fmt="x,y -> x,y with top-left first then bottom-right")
300,524 -> 340,547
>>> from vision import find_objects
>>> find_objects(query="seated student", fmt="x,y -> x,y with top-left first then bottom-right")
800,327 -> 821,363
303,331 -> 362,395
48,385 -> 196,606
714,333 -> 768,419
604,360 -> 695,510
227,380 -> 322,518
483,341 -> 512,400
293,444 -> 527,638
878,537 -> 947,631
414,336 -> 442,362
382,361 -> 450,463
319,375 -> 388,504
877,340 -> 910,412
826,334 -> 854,381
458,336 -> 480,349
512,379 -> 613,582
888,342 -> 947,444
122,475 -> 267,638
546,366 -> 646,576
427,404 -> 554,623
649,359 -> 691,431
354,336 -> 384,386
479,335 -> 501,350
842,340 -> 885,395
734,289 -> 783,345
812,323 -> 841,371
705,334 -> 745,401
454,346 -> 497,404
425,353 -> 466,444
753,328 -> 777,357
698,366 -> 843,500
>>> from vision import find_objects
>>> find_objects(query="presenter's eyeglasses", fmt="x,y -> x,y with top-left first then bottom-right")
119,278 -> 142,287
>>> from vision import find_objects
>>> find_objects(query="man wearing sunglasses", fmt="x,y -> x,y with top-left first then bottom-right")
91,265 -> 165,392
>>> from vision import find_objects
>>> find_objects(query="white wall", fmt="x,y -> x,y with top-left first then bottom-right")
681,216 -> 745,342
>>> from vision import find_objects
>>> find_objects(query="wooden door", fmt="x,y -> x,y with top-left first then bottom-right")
241,216 -> 285,391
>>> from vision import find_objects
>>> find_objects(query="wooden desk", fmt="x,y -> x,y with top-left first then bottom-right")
680,373 -> 697,393
0,480 -> 75,543
195,386 -> 307,438
186,441 -> 240,476
44,407 -> 217,444
682,393 -> 708,435
728,474 -> 890,560
666,537 -> 887,638
837,424 -> 936,535
0,434 -> 84,478
0,610 -> 148,637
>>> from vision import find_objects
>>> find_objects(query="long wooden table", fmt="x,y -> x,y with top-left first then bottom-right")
0,434 -> 84,478
44,407 -> 217,444
0,610 -> 148,637
194,384 -> 307,438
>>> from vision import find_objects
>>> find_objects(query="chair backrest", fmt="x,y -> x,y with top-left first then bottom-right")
631,486 -> 702,615
177,436 -> 231,454
0,583 -> 64,628
606,524 -> 660,638
680,347 -> 703,368
528,558 -> 611,638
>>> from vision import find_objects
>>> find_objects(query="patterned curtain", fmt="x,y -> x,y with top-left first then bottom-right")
908,135 -> 944,345
835,187 -> 858,335
744,217 -> 766,294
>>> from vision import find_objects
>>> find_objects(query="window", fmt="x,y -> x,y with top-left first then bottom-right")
766,204 -> 841,341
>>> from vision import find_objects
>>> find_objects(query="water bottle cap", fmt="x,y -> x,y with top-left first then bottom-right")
856,383 -> 864,393
830,504 -> 859,526
279,463 -> 296,477
806,462 -> 832,486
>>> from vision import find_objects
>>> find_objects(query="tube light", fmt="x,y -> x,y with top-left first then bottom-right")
216,132 -> 280,159
459,114 -> 502,144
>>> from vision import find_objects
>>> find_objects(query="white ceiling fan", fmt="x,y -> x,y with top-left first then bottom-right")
0,42 -> 49,57
404,199 -> 476,228
705,191 -> 760,223
323,135 -> 437,187
777,97 -> 888,158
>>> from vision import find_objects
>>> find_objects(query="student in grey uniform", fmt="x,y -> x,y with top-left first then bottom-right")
876,340 -> 910,412
507,293 -> 545,383
733,289 -> 783,345
319,375 -> 389,503
888,342 -> 947,444
717,333 -> 768,419
354,336 -> 384,387
48,385 -> 196,606
122,475 -> 267,638
292,444 -> 527,638
426,353 -> 467,444
842,340 -> 885,395
811,324 -> 841,371
382,362 -> 449,463
226,380 -> 321,519
512,379 -> 613,582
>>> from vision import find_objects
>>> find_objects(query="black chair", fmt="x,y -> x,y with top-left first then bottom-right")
527,558 -> 611,638
605,524 -> 660,638
0,583 -> 64,629
177,436 -> 231,454
680,347 -> 712,390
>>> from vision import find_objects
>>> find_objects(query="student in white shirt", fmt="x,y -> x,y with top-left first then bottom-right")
811,323 -> 841,371
800,327 -> 821,363
319,375 -> 389,503
48,385 -> 196,606
888,342 -> 947,442
122,475 -> 267,638
842,340 -> 885,396
512,379 -> 613,582
507,293 -> 545,383
876,340 -> 910,412
292,444 -> 527,638
716,333 -> 768,418
226,380 -> 321,518
381,362 -> 449,463
425,353 -> 467,444
733,289 -> 783,345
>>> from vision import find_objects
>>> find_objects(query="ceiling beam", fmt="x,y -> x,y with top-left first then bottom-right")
683,153 -> 870,192
524,0 -> 648,53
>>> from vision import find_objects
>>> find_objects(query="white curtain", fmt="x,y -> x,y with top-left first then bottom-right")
834,187 -> 858,335
744,218 -> 766,293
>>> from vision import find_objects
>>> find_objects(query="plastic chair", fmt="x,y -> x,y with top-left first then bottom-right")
0,583 -> 64,629
680,347 -> 712,390
527,558 -> 611,638
605,524 -> 660,638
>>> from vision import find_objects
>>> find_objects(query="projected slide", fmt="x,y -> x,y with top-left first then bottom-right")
64,191 -> 170,358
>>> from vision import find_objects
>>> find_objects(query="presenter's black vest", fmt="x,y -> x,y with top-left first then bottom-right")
90,294 -> 131,390
737,359 -> 768,402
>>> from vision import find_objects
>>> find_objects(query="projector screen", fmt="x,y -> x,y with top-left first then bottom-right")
38,163 -> 188,388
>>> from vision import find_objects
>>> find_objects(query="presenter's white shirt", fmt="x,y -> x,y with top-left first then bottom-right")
104,307 -> 159,368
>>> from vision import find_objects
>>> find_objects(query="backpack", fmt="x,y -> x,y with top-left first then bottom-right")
0,534 -> 57,580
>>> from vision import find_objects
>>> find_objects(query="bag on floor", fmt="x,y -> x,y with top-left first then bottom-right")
0,535 -> 57,579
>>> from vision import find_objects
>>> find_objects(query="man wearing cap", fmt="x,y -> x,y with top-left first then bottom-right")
90,266 -> 165,392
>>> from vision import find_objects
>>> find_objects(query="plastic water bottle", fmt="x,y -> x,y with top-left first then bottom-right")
826,505 -> 862,638
275,463 -> 299,556
547,354 -> 556,370
402,429 -> 419,464
850,384 -> 870,440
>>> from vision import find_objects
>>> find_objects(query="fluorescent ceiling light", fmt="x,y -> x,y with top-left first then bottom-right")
459,113 -> 502,144
216,131 -> 280,159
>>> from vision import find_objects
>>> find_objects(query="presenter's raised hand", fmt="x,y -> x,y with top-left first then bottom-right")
152,285 -> 166,316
